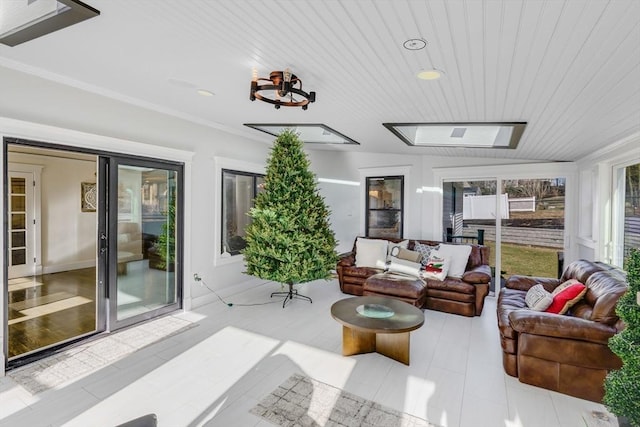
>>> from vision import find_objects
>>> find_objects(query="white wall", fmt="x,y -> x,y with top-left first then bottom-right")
9,153 -> 98,273
575,132 -> 640,264
0,66 -> 277,371
307,149 -> 538,249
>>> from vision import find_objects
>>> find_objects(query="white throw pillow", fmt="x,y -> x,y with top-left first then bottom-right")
355,238 -> 388,269
421,251 -> 450,281
436,244 -> 472,278
387,257 -> 422,278
525,284 -> 554,311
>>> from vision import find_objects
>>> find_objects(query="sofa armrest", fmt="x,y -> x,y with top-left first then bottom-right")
462,264 -> 491,284
505,275 -> 560,293
509,310 -> 617,345
337,252 -> 355,267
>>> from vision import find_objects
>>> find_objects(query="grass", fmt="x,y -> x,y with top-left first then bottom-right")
485,241 -> 561,279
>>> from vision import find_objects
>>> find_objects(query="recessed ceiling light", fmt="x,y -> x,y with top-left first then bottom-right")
403,38 -> 427,50
196,89 -> 214,97
417,69 -> 443,80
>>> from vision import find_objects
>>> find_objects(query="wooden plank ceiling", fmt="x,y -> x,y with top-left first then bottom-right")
0,0 -> 638,161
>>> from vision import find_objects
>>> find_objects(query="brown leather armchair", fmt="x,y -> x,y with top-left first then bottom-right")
497,259 -> 627,402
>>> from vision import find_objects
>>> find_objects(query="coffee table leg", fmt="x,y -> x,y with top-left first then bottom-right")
342,326 -> 376,356
376,332 -> 410,365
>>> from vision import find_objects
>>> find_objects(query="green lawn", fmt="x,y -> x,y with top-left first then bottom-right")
485,241 -> 561,279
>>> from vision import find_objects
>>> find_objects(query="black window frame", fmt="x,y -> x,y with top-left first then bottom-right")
221,169 -> 265,256
365,175 -> 404,238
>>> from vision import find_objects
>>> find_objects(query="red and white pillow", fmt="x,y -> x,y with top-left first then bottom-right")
545,281 -> 587,314
422,251 -> 450,281
524,279 -> 587,314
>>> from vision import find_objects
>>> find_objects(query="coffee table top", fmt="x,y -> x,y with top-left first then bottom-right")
331,296 -> 424,334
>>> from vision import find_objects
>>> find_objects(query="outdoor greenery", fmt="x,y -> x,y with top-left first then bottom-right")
604,248 -> 640,426
243,129 -> 338,286
155,192 -> 176,270
485,241 -> 559,278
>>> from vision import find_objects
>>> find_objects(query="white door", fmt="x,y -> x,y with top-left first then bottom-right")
8,171 -> 36,278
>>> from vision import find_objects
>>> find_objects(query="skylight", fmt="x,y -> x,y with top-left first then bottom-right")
383,122 -> 527,149
244,124 -> 359,145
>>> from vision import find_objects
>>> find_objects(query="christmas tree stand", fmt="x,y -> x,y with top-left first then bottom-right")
271,283 -> 312,308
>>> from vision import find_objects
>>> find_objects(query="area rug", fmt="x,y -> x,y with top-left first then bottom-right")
251,373 -> 440,427
8,315 -> 196,394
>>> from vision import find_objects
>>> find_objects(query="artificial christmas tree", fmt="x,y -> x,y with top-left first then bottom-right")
243,129 -> 338,307
604,248 -> 640,427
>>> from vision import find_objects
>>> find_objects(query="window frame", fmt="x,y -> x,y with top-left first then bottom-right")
365,175 -> 404,238
221,168 -> 264,257
611,159 -> 640,267
214,157 -> 265,266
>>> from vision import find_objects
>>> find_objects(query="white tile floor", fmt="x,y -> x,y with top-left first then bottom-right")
0,279 -> 619,427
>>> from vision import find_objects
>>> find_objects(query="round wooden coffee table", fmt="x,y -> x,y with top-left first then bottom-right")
331,296 -> 424,365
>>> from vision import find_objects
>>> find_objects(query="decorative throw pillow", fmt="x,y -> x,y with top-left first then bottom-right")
525,284 -> 554,311
387,257 -> 422,278
422,251 -> 450,281
545,283 -> 588,314
414,242 -> 439,266
552,278 -> 581,296
355,238 -> 388,269
387,240 -> 409,261
436,244 -> 472,278
390,247 -> 422,264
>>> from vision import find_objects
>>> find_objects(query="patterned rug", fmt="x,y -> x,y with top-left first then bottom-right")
251,373 -> 440,427
8,315 -> 195,394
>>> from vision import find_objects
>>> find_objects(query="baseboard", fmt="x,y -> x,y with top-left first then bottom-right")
42,259 -> 96,274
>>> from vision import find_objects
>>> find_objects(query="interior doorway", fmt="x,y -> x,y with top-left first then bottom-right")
6,145 -> 99,361
4,141 -> 183,366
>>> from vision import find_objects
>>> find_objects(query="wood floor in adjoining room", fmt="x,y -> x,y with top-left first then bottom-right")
0,279 -> 618,427
6,268 -> 96,359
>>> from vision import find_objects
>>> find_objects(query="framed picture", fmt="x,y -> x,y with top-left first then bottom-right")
81,182 -> 97,212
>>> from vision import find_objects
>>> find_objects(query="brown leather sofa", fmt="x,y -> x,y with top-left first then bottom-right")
497,259 -> 627,402
337,237 -> 492,316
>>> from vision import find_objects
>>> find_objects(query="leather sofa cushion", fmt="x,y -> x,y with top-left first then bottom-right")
364,273 -> 426,299
426,288 -> 475,303
462,265 -> 492,284
497,288 -> 527,340
425,277 -> 475,294
560,259 -> 604,284
584,271 -> 629,325
341,265 -> 384,278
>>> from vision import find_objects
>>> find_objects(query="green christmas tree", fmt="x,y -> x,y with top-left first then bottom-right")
243,129 -> 338,306
604,248 -> 640,426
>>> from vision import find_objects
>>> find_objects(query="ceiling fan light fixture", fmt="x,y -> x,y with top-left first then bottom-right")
249,68 -> 316,110
417,69 -> 443,80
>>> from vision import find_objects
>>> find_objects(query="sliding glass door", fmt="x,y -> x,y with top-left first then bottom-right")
105,157 -> 182,328
442,176 -> 566,293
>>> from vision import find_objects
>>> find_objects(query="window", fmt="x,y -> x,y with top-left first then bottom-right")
221,169 -> 264,255
365,176 -> 403,238
612,162 -> 640,266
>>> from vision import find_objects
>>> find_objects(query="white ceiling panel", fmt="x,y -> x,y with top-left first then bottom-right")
0,0 -> 638,161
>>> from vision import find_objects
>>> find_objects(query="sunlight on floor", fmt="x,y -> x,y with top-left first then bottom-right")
64,326 -> 280,426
